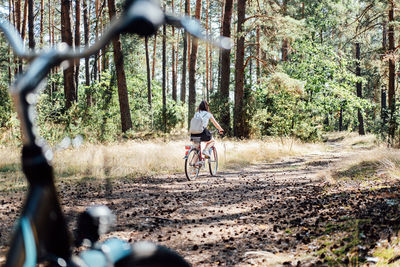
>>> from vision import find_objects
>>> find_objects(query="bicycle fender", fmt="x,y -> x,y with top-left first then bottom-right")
183,148 -> 195,159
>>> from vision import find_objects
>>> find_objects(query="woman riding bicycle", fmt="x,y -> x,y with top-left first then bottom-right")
190,100 -> 224,158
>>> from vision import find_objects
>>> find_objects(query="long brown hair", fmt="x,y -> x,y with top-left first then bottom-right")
197,100 -> 210,112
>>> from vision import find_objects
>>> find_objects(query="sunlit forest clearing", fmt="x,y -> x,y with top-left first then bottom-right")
0,136 -> 323,188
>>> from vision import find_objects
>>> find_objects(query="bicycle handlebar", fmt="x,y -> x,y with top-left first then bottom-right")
1,0 -> 231,62
0,0 -> 232,148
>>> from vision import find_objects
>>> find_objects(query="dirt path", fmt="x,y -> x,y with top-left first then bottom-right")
1,144 -> 400,266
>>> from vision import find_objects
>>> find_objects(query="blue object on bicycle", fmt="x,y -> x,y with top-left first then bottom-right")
20,217 -> 37,267
80,238 -> 131,267
102,238 -> 132,262
80,250 -> 107,267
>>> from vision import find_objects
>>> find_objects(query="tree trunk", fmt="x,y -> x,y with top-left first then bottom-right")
18,0 -> 28,73
21,0 -> 28,41
381,19 -> 387,124
16,0 -> 21,33
61,0 -> 76,109
171,0 -> 177,101
75,0 -> 81,98
83,0 -> 91,105
234,0 -> 248,138
355,43 -> 365,135
162,21 -> 167,132
188,0 -> 201,126
152,34 -> 157,80
219,0 -> 233,134
217,0 -> 225,91
256,26 -> 260,84
8,2 -> 12,83
40,0 -> 44,45
186,0 -> 191,70
180,0 -> 189,103
93,0 -> 99,81
281,0 -> 288,61
388,5 -> 395,140
28,0 -> 34,49
205,0 -> 210,101
145,36 -> 152,110
339,104 -> 343,131
108,0 -> 133,132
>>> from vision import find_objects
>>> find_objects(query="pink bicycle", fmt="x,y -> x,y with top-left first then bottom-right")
184,135 -> 218,181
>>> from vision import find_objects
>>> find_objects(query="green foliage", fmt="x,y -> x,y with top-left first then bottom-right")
35,71 -> 186,144
284,40 -> 369,132
251,73 -> 320,141
0,81 -> 11,127
248,39 -> 372,141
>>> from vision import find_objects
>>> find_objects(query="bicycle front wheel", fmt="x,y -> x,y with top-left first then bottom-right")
208,146 -> 218,176
185,149 -> 200,181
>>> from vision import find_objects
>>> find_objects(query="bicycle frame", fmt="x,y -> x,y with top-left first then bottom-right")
5,146 -> 71,266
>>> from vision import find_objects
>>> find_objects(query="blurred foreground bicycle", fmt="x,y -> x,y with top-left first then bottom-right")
1,0 -> 230,266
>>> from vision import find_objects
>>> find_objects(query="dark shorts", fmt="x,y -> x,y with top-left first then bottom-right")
191,128 -> 212,142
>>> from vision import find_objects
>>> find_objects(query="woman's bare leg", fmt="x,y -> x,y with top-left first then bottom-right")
203,139 -> 215,152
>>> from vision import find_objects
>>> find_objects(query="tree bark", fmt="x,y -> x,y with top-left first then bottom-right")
381,19 -> 387,124
83,0 -> 91,105
28,0 -> 34,48
188,0 -> 201,126
219,0 -> 233,134
16,0 -> 21,33
281,0 -> 288,61
93,0 -> 99,81
61,0 -> 76,109
40,0 -> 44,45
180,0 -> 189,103
162,21 -> 167,132
108,0 -> 133,132
256,26 -> 260,83
145,36 -> 152,110
205,0 -> 210,101
217,0 -> 225,92
355,43 -> 365,135
75,0 -> 81,98
8,2 -> 12,83
388,5 -> 395,140
171,0 -> 177,101
234,0 -> 248,138
186,0 -> 191,70
21,0 -> 28,41
18,0 -> 28,73
152,34 -> 157,80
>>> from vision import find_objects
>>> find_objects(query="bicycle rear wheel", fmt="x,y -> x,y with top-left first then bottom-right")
208,146 -> 218,176
185,149 -> 200,181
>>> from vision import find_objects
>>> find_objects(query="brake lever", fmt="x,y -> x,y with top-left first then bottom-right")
165,14 -> 232,50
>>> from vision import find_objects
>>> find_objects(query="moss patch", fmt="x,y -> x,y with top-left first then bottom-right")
334,161 -> 380,180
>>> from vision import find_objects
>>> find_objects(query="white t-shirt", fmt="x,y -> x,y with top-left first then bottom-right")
196,110 -> 213,129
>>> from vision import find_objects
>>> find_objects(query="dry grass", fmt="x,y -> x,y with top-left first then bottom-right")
322,132 -> 400,184
0,137 -> 324,181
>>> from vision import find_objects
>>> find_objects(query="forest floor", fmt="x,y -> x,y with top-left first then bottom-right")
1,134 -> 400,266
